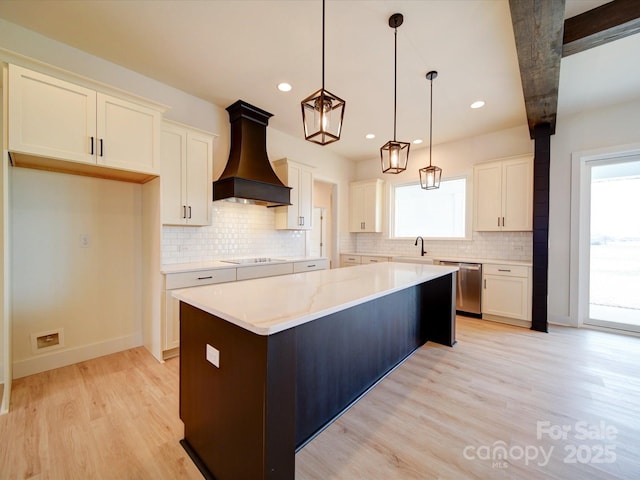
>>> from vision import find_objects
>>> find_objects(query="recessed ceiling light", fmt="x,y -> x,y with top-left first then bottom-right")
413,139 -> 423,144
470,100 -> 485,109
365,133 -> 375,139
277,82 -> 292,92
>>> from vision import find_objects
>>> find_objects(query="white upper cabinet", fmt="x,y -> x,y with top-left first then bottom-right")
473,155 -> 533,231
96,93 -> 159,173
349,179 -> 383,233
8,64 -> 161,176
9,65 -> 97,164
160,121 -> 214,226
273,159 -> 313,230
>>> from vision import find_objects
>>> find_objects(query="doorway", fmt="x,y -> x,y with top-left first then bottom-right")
585,156 -> 640,332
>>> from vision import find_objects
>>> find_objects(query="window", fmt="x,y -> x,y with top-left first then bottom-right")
392,177 -> 468,238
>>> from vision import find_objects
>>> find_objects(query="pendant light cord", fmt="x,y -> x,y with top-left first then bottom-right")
393,26 -> 398,142
428,75 -> 433,167
321,0 -> 325,91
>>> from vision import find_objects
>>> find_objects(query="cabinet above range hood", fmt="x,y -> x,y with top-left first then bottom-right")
212,100 -> 291,207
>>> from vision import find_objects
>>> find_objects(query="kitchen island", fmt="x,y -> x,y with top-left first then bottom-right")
173,262 -> 457,480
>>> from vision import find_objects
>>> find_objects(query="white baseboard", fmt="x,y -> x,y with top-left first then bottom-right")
549,313 -> 575,327
12,332 -> 142,379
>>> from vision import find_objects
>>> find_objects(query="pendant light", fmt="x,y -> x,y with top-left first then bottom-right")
419,70 -> 442,189
380,13 -> 410,174
301,0 -> 345,145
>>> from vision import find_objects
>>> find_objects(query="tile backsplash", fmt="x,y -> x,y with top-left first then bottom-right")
344,231 -> 532,262
163,202 -> 532,265
162,201 -> 305,264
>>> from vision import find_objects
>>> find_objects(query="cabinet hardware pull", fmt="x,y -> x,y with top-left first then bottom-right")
498,269 -> 511,272
90,136 -> 94,155
99,138 -> 104,157
484,279 -> 486,289
308,264 -> 316,268
182,205 -> 187,219
497,217 -> 500,227
502,216 -> 505,227
197,276 -> 213,280
188,206 -> 192,219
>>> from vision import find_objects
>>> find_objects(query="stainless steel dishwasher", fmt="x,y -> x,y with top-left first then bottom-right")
435,261 -> 482,317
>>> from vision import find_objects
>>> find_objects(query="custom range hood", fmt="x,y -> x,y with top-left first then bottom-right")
212,100 -> 291,207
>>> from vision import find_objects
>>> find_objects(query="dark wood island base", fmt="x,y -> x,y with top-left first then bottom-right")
179,271 -> 456,480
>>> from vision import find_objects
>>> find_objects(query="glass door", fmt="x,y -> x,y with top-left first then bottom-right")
586,156 -> 640,332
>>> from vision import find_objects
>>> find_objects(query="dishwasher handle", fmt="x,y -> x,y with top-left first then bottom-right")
438,261 -> 481,271
459,264 -> 481,271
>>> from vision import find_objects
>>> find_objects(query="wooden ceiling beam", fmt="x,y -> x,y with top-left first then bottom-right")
563,0 -> 640,57
509,0 -> 565,138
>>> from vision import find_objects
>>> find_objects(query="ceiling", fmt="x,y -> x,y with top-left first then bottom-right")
1,0 -> 637,162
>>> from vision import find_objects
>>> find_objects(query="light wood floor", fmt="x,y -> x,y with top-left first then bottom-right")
1,318 -> 638,479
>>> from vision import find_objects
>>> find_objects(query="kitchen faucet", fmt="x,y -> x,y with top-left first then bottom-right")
414,236 -> 427,256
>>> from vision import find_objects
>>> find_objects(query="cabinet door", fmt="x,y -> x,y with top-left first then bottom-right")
474,162 -> 502,231
483,274 -> 528,320
273,160 -> 313,230
286,163 -> 301,228
164,291 -> 181,351
361,181 -> 381,232
502,158 -> 532,231
298,167 -> 313,229
8,65 -> 97,164
349,184 -> 365,232
185,132 -> 213,226
160,125 -> 187,224
96,93 -> 159,173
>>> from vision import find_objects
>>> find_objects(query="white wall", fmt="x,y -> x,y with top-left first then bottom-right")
550,99 -> 640,326
10,168 -> 143,377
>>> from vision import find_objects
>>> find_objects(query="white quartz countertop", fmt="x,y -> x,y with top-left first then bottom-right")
341,252 -> 531,267
172,262 -> 458,336
161,256 -> 327,274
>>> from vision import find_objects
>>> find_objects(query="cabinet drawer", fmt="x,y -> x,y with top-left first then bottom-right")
340,255 -> 361,264
293,259 -> 328,273
165,267 -> 236,289
361,256 -> 389,264
483,264 -> 529,277
236,262 -> 294,281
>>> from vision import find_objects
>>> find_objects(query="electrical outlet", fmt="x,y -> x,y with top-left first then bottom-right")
79,234 -> 91,248
206,344 -> 220,368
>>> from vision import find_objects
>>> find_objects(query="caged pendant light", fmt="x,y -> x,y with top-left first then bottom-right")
419,70 -> 442,189
301,0 -> 345,145
380,13 -> 410,174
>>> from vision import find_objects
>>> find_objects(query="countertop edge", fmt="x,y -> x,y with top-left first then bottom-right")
162,256 -> 328,274
172,264 -> 458,336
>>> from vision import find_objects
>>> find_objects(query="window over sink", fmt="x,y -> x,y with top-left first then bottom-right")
391,176 -> 470,239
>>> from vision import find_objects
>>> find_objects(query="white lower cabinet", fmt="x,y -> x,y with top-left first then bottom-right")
293,259 -> 329,273
361,255 -> 390,264
482,264 -> 531,324
340,254 -> 390,267
162,268 -> 237,354
340,254 -> 361,267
